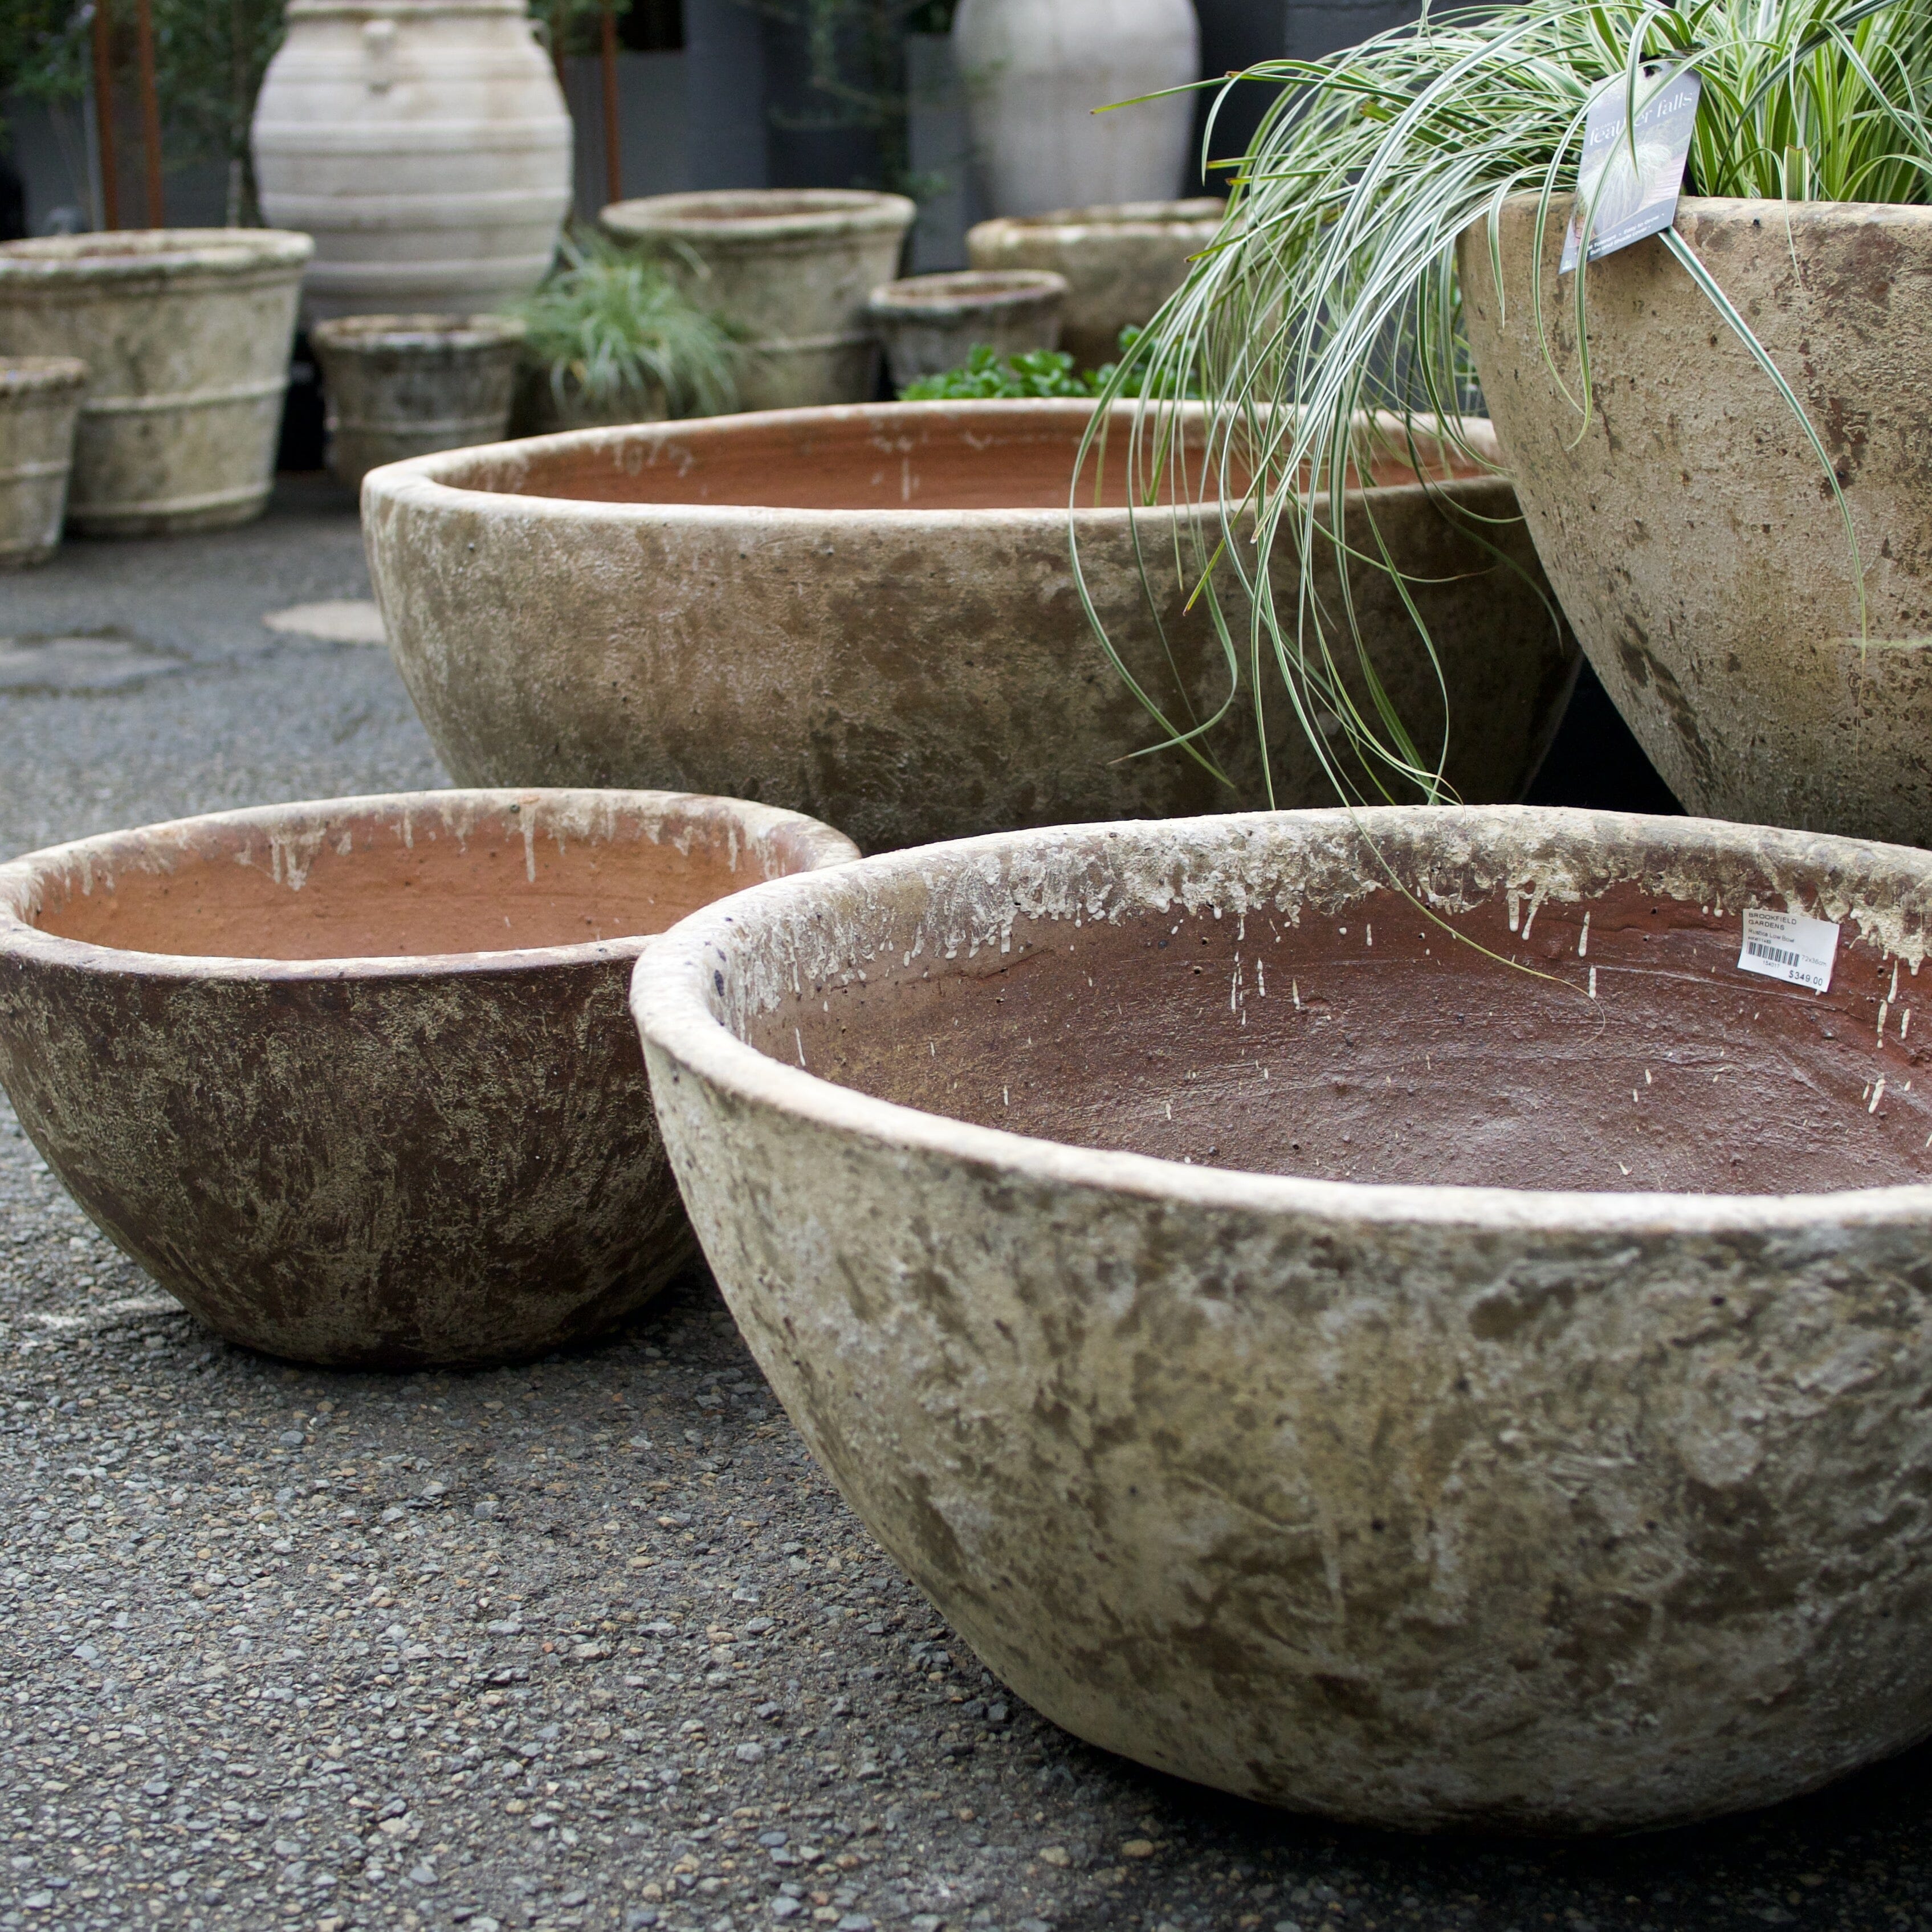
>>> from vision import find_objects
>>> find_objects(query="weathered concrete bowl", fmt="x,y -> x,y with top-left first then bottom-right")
365,402 -> 1578,855
633,804 -> 1932,1832
0,789 -> 856,1369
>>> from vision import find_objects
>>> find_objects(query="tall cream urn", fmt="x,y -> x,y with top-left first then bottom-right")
251,0 -> 572,321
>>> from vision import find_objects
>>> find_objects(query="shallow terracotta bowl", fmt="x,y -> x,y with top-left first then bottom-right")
364,402 -> 1578,855
633,804 -> 1932,1831
0,790 -> 856,1368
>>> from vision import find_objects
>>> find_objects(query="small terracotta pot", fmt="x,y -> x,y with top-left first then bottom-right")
634,804 -> 1932,1831
0,789 -> 857,1369
309,312 -> 525,492
866,270 -> 1068,390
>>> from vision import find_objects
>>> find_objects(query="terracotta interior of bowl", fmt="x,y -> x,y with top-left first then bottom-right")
751,873 -> 1931,1195
468,411 -> 1475,515
30,802 -> 808,963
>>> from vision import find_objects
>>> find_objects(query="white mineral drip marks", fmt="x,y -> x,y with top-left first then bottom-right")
1870,1077 -> 1886,1116
1257,960 -> 1266,997
1588,966 -> 1597,1000
1366,923 -> 1373,947
1878,1000 -> 1890,1047
1292,980 -> 1302,1010
795,1028 -> 806,1070
521,806 -> 538,883
1579,911 -> 1590,957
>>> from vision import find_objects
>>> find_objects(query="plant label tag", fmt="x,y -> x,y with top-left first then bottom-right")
1560,71 -> 1702,272
1738,908 -> 1840,993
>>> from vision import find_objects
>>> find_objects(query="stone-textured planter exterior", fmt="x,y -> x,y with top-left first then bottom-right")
969,200 -> 1223,369
1462,195 -> 1932,846
599,190 -> 916,411
0,230 -> 311,536
867,271 -> 1068,391
0,790 -> 856,1369
311,312 -> 525,492
633,803 -> 1932,1832
0,356 -> 87,568
364,402 -> 1576,855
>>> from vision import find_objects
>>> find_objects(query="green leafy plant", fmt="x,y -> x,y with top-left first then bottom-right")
902,330 -> 1200,398
1083,0 -> 1932,809
516,231 -> 741,420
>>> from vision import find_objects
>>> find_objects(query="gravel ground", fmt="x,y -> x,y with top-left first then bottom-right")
3,484 -> 1932,1932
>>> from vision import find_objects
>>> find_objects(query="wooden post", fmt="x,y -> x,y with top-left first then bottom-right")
91,0 -> 123,230
134,0 -> 165,227
600,2 -> 623,207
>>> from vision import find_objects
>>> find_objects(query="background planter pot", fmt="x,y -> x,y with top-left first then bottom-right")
1462,195 -> 1932,846
952,0 -> 1201,217
633,803 -> 1932,1832
311,312 -> 525,492
0,230 -> 311,537
0,790 -> 856,1369
362,402 -> 1578,855
598,190 -> 916,411
969,200 -> 1224,369
0,357 -> 87,568
252,0 -> 572,321
866,270 -> 1068,390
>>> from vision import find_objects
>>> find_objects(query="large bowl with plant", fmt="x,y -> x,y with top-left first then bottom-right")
634,802 -> 1932,1830
1112,0 -> 1932,843
363,397 -> 1576,855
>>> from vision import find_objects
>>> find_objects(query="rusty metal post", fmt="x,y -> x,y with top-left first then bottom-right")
91,0 -> 123,230
134,0 -> 165,227
600,2 -> 623,207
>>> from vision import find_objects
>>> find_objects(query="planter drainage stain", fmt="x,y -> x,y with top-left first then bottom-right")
0,631 -> 186,695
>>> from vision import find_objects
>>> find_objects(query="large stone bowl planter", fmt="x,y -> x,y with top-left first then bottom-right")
364,402 -> 1577,855
598,190 -> 917,410
0,357 -> 87,568
0,230 -> 312,536
1461,195 -> 1932,846
311,312 -> 525,492
633,803 -> 1932,1832
0,789 -> 856,1369
968,199 -> 1223,369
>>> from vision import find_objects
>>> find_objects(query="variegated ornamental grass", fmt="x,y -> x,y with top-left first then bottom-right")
1079,0 -> 1932,806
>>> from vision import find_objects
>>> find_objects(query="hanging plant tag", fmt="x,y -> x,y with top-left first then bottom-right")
1738,908 -> 1840,993
1560,72 -> 1702,272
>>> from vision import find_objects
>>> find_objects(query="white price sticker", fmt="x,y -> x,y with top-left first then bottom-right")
1738,908 -> 1840,993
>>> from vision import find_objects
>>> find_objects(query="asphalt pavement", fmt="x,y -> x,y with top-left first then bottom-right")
1,478 -> 1929,1932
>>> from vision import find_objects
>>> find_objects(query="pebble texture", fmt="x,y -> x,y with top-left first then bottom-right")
1461,195 -> 1932,846
5,484 -> 1932,1931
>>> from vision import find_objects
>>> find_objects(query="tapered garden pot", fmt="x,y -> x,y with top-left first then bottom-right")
633,803 -> 1932,1832
0,230 -> 311,536
364,402 -> 1578,855
0,789 -> 855,1369
1461,195 -> 1932,845
0,357 -> 87,568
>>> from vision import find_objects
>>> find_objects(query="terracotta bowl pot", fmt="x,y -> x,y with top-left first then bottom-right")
633,804 -> 1932,1832
0,789 -> 857,1369
364,402 -> 1578,856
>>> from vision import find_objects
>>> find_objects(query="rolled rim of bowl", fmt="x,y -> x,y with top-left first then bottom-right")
631,805 -> 1932,1238
360,401 -> 1507,532
601,189 -> 918,246
0,356 -> 89,394
0,229 -> 314,284
867,270 -> 1070,315
972,198 -> 1227,234
311,313 -> 528,353
0,788 -> 860,983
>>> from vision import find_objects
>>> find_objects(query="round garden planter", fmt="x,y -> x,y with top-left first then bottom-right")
866,270 -> 1067,390
1461,195 -> 1932,846
252,0 -> 572,320
0,356 -> 87,568
363,401 -> 1576,855
311,312 -> 525,492
633,802 -> 1932,1832
0,229 -> 311,536
598,190 -> 916,410
0,789 -> 856,1369
968,199 -> 1223,369
952,0 -> 1201,217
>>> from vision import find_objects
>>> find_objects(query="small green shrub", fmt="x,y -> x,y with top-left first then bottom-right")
516,233 -> 740,421
900,330 -> 1196,401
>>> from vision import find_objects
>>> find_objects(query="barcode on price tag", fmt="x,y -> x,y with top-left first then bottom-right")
1738,908 -> 1840,992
